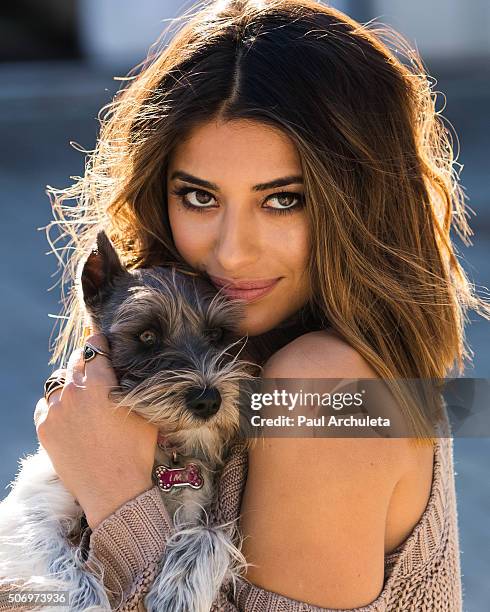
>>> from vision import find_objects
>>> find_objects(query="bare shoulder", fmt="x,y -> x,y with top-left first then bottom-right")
240,436 -> 406,608
240,330 -> 418,607
263,328 -> 379,379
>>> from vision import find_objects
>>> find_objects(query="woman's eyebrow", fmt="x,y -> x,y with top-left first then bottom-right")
169,170 -> 303,192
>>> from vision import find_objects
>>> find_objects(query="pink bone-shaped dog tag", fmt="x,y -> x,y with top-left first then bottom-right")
153,463 -> 204,492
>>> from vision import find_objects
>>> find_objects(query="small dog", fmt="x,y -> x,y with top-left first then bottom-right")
0,231 -> 258,611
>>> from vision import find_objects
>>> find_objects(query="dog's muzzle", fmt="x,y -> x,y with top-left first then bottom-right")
185,387 -> 222,419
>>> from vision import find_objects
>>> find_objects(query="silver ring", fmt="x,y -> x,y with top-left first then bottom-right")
44,374 -> 66,402
83,341 -> 110,363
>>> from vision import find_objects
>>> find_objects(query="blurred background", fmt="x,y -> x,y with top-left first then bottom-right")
0,0 -> 488,609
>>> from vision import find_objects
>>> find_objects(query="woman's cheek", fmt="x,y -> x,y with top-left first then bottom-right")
278,219 -> 310,270
169,206 -> 210,265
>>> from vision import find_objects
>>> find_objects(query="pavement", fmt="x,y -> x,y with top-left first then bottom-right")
0,60 -> 488,610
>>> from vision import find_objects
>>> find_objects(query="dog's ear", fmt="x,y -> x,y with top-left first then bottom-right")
80,230 -> 128,305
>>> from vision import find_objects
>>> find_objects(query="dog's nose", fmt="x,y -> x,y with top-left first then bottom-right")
185,387 -> 222,419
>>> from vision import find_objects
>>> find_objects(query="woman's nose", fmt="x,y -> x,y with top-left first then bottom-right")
213,206 -> 260,272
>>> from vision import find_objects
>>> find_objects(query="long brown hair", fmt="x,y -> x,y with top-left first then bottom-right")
45,0 -> 489,444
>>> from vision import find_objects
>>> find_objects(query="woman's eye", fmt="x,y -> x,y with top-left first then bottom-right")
205,328 -> 224,343
171,187 -> 216,213
139,330 -> 158,345
264,192 -> 305,215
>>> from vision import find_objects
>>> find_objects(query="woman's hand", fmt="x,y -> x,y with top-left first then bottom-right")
34,333 -> 159,530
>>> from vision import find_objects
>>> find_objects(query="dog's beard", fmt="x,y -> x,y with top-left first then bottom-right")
108,346 -> 256,464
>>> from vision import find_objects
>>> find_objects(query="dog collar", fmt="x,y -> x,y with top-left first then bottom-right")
157,432 -> 179,463
155,432 -> 204,492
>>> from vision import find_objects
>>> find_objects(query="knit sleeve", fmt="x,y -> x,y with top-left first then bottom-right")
80,484 -> 174,611
0,581 -> 42,611
81,442 -> 249,611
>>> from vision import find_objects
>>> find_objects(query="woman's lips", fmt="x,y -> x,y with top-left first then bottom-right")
209,276 -> 281,302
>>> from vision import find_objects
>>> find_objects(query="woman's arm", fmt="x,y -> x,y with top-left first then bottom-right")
238,331 -> 413,609
29,333 -> 162,610
79,483 -> 246,612
0,485 -> 172,612
0,582 -> 37,612
15,330 -> 240,611
80,484 -> 174,611
0,481 -> 237,612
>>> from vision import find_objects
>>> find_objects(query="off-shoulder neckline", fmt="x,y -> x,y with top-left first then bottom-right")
229,426 -> 450,612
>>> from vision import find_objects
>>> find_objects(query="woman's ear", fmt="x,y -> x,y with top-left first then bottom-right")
79,230 -> 128,306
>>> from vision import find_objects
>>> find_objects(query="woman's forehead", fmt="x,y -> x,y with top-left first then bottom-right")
167,118 -> 302,184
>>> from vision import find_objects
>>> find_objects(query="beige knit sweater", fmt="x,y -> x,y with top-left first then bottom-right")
75,410 -> 463,611
0,413 -> 463,611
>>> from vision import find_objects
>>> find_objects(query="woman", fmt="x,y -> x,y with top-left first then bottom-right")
29,0 -> 488,609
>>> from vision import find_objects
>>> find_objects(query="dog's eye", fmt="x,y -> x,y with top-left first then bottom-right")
139,330 -> 158,345
205,328 -> 224,343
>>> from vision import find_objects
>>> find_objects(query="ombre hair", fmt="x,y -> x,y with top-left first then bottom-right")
45,0 -> 489,443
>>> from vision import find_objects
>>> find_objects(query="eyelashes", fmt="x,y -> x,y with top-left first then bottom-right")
170,186 -> 305,216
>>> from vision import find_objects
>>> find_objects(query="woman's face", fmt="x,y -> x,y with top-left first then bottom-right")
166,118 -> 311,336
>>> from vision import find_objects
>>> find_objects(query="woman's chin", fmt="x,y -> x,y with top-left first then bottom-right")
234,313 -> 287,337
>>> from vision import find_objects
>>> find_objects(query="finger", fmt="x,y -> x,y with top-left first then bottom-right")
34,397 -> 49,428
42,367 -> 68,406
65,348 -> 85,387
50,367 -> 67,379
83,333 -> 117,385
